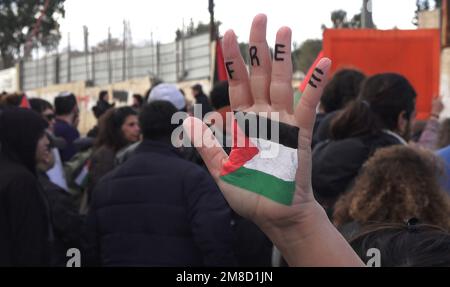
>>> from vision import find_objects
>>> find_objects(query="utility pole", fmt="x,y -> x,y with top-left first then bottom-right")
209,0 -> 216,42
67,32 -> 71,83
150,30 -> 156,77
362,0 -> 375,28
107,27 -> 112,84
83,25 -> 90,81
123,20 -> 127,81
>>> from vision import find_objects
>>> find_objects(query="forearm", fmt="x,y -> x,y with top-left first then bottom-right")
417,118 -> 440,150
262,202 -> 364,267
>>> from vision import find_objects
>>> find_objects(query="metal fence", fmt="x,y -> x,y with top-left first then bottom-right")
21,33 -> 211,91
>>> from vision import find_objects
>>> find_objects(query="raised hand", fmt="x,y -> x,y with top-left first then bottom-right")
183,14 -> 363,267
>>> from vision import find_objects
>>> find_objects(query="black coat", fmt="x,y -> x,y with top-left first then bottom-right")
83,140 -> 236,266
312,111 -> 338,148
38,172 -> 84,266
0,156 -> 51,266
0,107 -> 52,266
312,132 -> 403,214
195,94 -> 213,119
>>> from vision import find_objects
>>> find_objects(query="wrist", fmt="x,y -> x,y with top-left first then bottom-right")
259,201 -> 329,258
260,201 -> 364,267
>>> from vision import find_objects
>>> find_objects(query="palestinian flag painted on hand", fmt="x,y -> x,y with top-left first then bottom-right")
220,112 -> 299,206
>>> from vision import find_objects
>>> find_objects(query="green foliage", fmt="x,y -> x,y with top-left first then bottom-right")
330,9 -> 363,28
292,39 -> 322,73
175,19 -> 221,41
0,0 -> 65,68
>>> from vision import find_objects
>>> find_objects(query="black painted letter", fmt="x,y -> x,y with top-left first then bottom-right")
225,61 -> 235,79
274,44 -> 286,61
249,46 -> 260,66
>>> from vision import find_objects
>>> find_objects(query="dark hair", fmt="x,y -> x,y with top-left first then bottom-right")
99,90 -> 108,101
0,93 -> 22,107
350,223 -> 450,267
95,107 -> 138,152
210,81 -> 230,110
330,73 -> 417,140
320,69 -> 366,114
54,93 -> 77,116
29,98 -> 53,114
139,101 -> 179,141
133,94 -> 144,106
0,107 -> 48,173
191,84 -> 203,93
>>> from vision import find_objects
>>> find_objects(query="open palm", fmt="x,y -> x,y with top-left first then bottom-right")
183,14 -> 331,235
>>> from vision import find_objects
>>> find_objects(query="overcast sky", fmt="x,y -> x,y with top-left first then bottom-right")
59,0 -> 420,51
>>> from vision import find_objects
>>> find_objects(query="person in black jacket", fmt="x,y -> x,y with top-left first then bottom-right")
312,69 -> 366,148
88,91 -> 115,139
312,73 -> 417,216
191,84 -> 213,119
0,107 -> 53,266
83,101 -> 236,266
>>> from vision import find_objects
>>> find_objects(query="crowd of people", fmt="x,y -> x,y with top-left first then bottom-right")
0,14 -> 450,267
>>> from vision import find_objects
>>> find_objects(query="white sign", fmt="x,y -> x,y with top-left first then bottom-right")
0,67 -> 18,93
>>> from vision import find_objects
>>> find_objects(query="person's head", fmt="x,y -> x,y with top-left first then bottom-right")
320,69 -> 366,114
139,101 -> 179,142
210,81 -> 230,110
148,83 -> 186,111
0,93 -> 22,107
0,91 -> 6,100
330,73 -> 417,141
29,98 -> 56,131
132,94 -> 144,108
99,90 -> 109,102
0,107 -> 49,173
191,84 -> 203,97
333,145 -> 450,230
349,222 -> 450,267
54,92 -> 79,126
437,118 -> 450,149
95,107 -> 140,152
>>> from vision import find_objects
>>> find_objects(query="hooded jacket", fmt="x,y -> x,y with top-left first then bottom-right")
0,107 -> 52,266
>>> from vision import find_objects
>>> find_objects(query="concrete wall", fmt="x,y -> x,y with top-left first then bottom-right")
21,33 -> 211,91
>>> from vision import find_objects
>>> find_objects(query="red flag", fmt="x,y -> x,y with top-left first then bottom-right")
212,38 -> 228,84
19,94 -> 30,109
299,50 -> 324,92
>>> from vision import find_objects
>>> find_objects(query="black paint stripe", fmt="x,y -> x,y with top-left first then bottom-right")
311,73 -> 322,82
233,111 -> 299,149
315,68 -> 324,75
308,80 -> 318,88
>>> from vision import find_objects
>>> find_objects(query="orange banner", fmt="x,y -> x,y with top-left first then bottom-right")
323,29 -> 441,120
